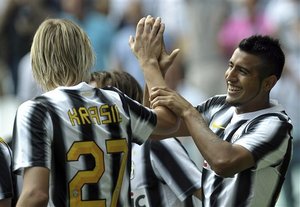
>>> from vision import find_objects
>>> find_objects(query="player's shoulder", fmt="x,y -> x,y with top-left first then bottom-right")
17,97 -> 47,113
245,111 -> 292,131
208,94 -> 227,103
98,86 -> 126,102
197,94 -> 228,109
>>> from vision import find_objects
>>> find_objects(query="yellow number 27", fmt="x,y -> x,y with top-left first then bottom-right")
67,139 -> 128,207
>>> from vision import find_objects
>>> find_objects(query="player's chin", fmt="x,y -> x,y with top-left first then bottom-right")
225,95 -> 240,106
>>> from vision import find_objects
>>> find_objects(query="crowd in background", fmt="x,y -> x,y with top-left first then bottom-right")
0,0 -> 299,206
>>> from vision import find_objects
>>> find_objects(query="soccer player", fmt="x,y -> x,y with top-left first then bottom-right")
91,70 -> 202,206
12,18 -> 179,207
0,137 -> 13,207
130,16 -> 293,206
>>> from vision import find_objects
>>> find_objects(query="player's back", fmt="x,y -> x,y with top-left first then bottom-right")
13,82 -> 156,206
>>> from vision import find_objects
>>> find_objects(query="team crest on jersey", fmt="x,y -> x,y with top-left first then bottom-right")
231,126 -> 245,143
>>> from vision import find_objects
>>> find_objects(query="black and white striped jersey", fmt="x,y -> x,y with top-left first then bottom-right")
197,95 -> 293,207
12,82 -> 157,207
0,137 -> 13,200
130,138 -> 202,207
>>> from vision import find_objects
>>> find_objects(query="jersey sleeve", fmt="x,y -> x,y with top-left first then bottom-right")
12,100 -> 53,174
125,96 -> 157,143
234,116 -> 292,170
150,138 -> 202,201
0,139 -> 13,199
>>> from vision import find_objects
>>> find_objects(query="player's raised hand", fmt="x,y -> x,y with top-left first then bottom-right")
158,38 -> 180,77
129,15 -> 164,67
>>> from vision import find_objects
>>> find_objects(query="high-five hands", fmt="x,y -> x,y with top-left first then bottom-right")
129,15 -> 180,74
129,15 -> 183,118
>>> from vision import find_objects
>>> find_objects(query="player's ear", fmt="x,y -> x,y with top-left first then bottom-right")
263,75 -> 277,92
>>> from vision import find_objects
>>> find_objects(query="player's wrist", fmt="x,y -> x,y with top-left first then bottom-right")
139,58 -> 159,69
181,106 -> 197,119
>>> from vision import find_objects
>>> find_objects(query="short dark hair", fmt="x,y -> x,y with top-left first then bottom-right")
90,70 -> 143,103
238,35 -> 285,80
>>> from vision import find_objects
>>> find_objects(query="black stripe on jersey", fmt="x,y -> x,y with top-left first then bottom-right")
34,96 -> 68,206
113,88 -> 134,205
27,101 -> 49,165
244,113 -> 292,162
233,169 -> 253,206
64,90 -> 100,200
127,99 -> 156,125
183,197 -> 194,207
95,88 -> 124,138
209,176 -> 223,206
149,139 -> 198,203
94,88 -> 126,207
143,139 -> 163,206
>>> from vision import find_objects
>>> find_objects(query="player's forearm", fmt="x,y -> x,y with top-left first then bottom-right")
140,58 -> 167,91
141,59 -> 180,135
17,167 -> 50,207
140,59 -> 167,108
181,107 -> 243,177
16,193 -> 48,207
143,84 -> 150,107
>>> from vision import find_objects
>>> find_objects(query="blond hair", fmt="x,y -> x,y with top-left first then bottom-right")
31,18 -> 95,91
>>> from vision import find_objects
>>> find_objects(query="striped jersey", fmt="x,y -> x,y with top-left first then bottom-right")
12,82 -> 157,207
131,138 -> 202,207
197,95 -> 293,207
0,137 -> 13,200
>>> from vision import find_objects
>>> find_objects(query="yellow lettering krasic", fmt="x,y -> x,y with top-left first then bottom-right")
68,104 -> 122,126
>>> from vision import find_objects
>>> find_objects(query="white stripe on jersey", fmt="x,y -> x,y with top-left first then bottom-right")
12,82 -> 156,207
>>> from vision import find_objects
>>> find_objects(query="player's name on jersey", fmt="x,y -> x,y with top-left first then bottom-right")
68,104 -> 122,126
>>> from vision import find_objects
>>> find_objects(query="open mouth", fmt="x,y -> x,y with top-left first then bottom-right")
227,85 -> 242,94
